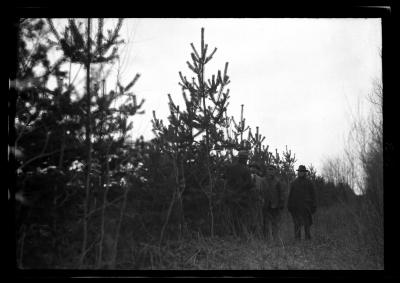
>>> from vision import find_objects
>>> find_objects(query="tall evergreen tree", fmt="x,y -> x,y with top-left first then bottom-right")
152,28 -> 232,237
47,18 -> 145,267
13,18 -> 86,268
13,18 -> 144,268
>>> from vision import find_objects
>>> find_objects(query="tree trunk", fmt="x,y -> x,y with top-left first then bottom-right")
179,157 -> 187,237
80,18 -> 92,268
97,141 -> 111,268
207,165 -> 214,237
52,131 -> 65,265
110,181 -> 130,268
199,30 -> 214,237
159,155 -> 178,247
17,224 -> 27,269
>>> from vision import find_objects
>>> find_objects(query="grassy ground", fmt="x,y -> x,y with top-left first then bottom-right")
127,203 -> 383,270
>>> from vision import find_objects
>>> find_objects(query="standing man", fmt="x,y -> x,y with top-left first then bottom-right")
249,161 -> 265,235
262,164 -> 286,243
287,165 -> 317,241
224,150 -> 253,236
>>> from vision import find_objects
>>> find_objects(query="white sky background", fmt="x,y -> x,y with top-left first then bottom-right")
52,18 -> 382,174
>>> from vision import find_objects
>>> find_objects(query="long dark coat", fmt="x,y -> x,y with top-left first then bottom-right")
224,162 -> 253,209
263,176 -> 286,210
287,176 -> 317,225
225,162 -> 253,193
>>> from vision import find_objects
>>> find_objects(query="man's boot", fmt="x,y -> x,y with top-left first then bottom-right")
264,225 -> 271,242
294,224 -> 301,241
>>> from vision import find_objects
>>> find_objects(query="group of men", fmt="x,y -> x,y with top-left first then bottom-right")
224,150 -> 317,242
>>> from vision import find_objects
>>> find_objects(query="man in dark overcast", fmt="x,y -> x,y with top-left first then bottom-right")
287,165 -> 317,241
224,150 -> 253,237
262,164 -> 286,244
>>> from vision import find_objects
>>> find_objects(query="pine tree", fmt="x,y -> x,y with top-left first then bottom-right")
48,18 -> 122,267
47,18 -> 145,268
152,27 -> 231,237
12,18 -> 144,268
13,18 -> 88,268
230,104 -> 251,151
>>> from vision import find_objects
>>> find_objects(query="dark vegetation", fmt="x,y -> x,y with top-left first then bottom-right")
11,18 -> 383,269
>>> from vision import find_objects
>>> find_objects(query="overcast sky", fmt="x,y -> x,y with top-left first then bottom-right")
59,18 -> 382,174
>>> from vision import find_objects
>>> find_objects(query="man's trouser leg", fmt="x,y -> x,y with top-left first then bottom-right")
231,204 -> 240,236
291,212 -> 301,240
304,224 -> 311,240
295,223 -> 302,240
257,207 -> 264,238
250,207 -> 257,235
263,210 -> 271,241
304,211 -> 312,240
238,203 -> 249,238
250,204 -> 262,238
271,208 -> 281,242
236,207 -> 244,237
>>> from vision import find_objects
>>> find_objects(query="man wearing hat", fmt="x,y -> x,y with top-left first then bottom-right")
262,164 -> 286,243
249,161 -> 266,235
224,150 -> 253,236
287,165 -> 317,241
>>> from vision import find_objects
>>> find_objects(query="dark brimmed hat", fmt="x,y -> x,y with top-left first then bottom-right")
296,165 -> 309,172
250,162 -> 261,170
238,150 -> 249,158
266,164 -> 277,170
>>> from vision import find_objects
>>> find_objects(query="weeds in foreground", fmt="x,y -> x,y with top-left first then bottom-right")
125,203 -> 382,270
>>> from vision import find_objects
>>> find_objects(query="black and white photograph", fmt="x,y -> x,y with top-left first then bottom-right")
9,13 -> 389,274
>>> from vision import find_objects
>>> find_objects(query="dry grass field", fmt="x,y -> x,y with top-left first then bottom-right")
119,203 -> 383,270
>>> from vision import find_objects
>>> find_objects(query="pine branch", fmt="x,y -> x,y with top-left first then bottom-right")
97,18 -> 104,56
47,19 -> 61,43
190,43 -> 200,60
69,19 -> 85,50
124,73 -> 141,92
205,47 -> 217,64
